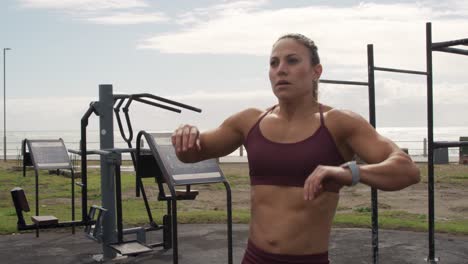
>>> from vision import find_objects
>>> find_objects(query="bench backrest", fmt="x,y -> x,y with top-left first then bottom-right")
26,139 -> 72,170
144,132 -> 225,186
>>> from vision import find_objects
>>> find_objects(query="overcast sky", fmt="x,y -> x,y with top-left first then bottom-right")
1,0 -> 467,133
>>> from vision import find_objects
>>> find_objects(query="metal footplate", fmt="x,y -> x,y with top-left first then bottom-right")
108,240 -> 153,256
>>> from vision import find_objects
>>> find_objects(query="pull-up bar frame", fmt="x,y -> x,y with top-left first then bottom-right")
432,38 -> 468,56
426,22 -> 468,263
321,71 -> 378,264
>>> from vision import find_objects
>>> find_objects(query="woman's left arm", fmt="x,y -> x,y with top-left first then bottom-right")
346,110 -> 421,191
304,110 -> 421,200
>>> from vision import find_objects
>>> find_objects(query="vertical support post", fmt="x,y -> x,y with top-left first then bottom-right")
71,169 -> 75,234
35,170 -> 39,237
99,84 -> 117,259
425,22 -> 438,263
172,199 -> 178,264
113,154 -> 123,243
224,182 -> 233,264
3,48 -> 10,161
80,103 -> 97,222
424,138 -> 428,157
367,44 -> 379,264
239,146 -> 244,157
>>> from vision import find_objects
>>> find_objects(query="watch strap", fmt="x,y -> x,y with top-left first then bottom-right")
343,161 -> 360,186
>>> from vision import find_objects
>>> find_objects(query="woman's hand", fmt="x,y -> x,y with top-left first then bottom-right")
172,124 -> 201,159
303,165 -> 351,200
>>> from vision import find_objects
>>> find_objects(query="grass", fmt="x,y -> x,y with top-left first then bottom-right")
334,210 -> 468,235
419,163 -> 468,184
1,161 -> 468,235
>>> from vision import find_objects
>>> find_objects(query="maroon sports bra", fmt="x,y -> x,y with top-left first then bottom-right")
244,104 -> 345,187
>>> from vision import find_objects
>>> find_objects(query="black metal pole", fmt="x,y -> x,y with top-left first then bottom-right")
99,84 -> 117,259
431,37 -> 468,49
136,132 -> 156,225
35,169 -> 39,237
434,141 -> 468,148
373,66 -> 427,76
2,48 -> 4,162
132,97 -> 182,113
319,79 -> 369,86
129,93 -> 202,113
113,98 -> 141,197
115,161 -> 123,243
80,104 -> 96,222
3,48 -> 11,162
224,182 -> 233,264
71,168 -> 75,235
367,44 -> 379,264
426,22 -> 437,263
432,47 -> 468,56
172,198 -> 178,264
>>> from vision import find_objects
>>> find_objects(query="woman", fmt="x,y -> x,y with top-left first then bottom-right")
172,33 -> 421,264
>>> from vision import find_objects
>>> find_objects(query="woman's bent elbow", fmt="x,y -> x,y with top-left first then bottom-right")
399,154 -> 421,186
387,161 -> 421,191
409,165 -> 421,185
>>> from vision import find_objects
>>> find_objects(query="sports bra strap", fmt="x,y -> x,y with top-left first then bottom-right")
259,105 -> 277,121
248,105 -> 276,133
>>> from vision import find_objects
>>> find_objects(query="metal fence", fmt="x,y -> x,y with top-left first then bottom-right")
5,137 -> 464,161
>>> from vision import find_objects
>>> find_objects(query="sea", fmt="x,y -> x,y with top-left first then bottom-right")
5,126 -> 468,160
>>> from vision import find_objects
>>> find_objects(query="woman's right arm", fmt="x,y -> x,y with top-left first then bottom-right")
172,108 -> 261,163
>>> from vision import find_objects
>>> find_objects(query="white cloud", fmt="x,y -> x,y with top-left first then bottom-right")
18,0 -> 148,11
176,0 -> 268,23
138,1 -> 467,72
87,12 -> 168,25
18,0 -> 169,25
11,0 -> 468,128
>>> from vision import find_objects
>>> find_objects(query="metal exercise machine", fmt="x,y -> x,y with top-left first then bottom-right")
136,131 -> 233,264
74,84 -> 232,263
11,139 -> 97,237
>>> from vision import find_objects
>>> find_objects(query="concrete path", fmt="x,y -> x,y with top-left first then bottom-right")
1,225 -> 467,264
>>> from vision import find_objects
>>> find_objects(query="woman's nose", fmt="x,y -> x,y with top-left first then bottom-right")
277,61 -> 288,75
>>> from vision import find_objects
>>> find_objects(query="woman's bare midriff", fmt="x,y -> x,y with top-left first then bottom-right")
249,184 -> 339,255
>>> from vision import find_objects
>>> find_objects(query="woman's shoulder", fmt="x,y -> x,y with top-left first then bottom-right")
231,106 -> 276,120
321,104 -> 369,128
222,106 -> 272,129
228,107 -> 266,120
219,106 -> 274,138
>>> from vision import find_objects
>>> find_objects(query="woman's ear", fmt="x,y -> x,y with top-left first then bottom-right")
313,64 -> 323,79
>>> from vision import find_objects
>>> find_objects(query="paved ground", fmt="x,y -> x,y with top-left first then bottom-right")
1,225 -> 467,264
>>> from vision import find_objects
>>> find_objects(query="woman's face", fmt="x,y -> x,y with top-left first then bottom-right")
269,38 -> 322,101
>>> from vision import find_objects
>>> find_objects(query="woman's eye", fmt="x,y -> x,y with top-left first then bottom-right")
288,58 -> 299,64
270,60 -> 278,67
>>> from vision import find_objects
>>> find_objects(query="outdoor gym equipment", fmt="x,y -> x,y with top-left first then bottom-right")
11,139 -> 95,237
73,84 -> 232,263
135,131 -> 233,264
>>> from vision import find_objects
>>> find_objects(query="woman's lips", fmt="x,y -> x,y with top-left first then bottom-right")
276,80 -> 291,86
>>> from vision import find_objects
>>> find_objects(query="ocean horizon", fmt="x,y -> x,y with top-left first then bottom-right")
3,126 -> 468,160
